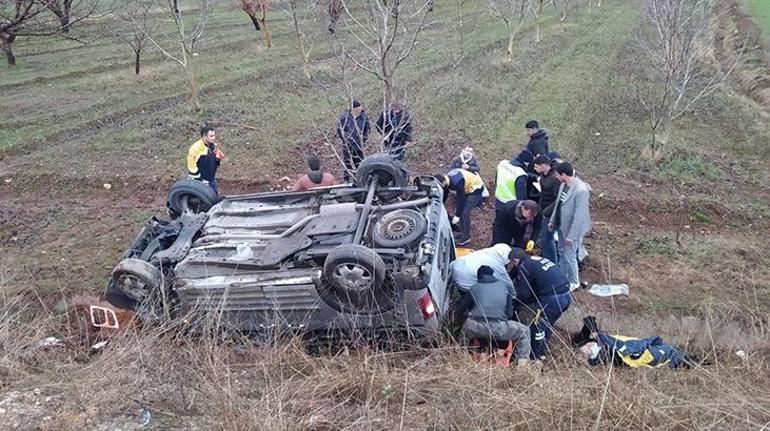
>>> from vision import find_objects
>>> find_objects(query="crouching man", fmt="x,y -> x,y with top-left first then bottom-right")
454,266 -> 532,366
450,245 -> 531,365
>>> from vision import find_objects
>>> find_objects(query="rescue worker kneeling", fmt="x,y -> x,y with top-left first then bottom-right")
454,265 -> 532,366
508,248 -> 572,361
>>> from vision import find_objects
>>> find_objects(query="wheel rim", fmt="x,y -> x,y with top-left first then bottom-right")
381,216 -> 416,240
116,273 -> 151,301
332,263 -> 373,292
180,194 -> 203,215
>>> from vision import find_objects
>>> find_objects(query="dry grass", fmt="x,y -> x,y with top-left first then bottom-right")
1,287 -> 768,430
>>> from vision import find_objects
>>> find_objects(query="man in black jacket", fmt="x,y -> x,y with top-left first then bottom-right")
337,100 -> 370,181
491,199 -> 542,249
525,120 -> 549,157
375,103 -> 412,161
533,155 -> 560,262
508,248 -> 571,361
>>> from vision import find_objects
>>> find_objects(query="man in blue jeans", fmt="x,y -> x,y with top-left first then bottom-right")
508,248 -> 572,360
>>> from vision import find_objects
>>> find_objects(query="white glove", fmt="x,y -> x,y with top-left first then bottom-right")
451,216 -> 460,225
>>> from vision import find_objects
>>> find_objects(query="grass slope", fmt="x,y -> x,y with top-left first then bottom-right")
745,0 -> 770,37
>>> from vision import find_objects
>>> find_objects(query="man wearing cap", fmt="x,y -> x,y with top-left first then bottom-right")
375,103 -> 412,161
508,247 -> 571,360
494,150 -> 532,209
292,156 -> 339,191
525,120 -> 550,157
337,100 -> 370,181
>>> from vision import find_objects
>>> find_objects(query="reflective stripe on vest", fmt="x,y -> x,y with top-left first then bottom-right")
495,161 -> 526,203
448,168 -> 485,195
612,335 -> 666,368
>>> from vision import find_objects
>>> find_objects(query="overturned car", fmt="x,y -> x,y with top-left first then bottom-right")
105,155 -> 456,340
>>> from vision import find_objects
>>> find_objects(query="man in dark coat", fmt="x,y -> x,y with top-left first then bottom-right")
533,155 -> 560,262
491,199 -> 542,249
375,103 -> 412,161
525,120 -> 549,157
337,100 -> 370,180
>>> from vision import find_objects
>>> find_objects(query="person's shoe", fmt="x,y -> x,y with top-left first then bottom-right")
569,282 -> 581,292
580,281 -> 589,290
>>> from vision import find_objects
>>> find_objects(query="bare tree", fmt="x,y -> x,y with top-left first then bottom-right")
142,0 -> 213,113
330,0 -> 436,106
486,0 -> 528,61
445,0 -> 479,89
42,0 -> 100,33
45,0 -> 73,31
284,0 -> 320,80
1,0 -> 97,65
238,0 -> 270,48
1,1 -> 43,65
637,0 -> 727,160
113,0 -> 157,75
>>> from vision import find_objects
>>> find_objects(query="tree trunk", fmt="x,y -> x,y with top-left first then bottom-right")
260,19 -> 272,48
134,49 -> 141,75
383,73 -> 394,107
185,60 -> 202,113
506,26 -> 514,62
290,4 -> 311,80
59,14 -> 70,33
1,33 -> 16,66
63,0 -> 72,31
646,119 -> 671,162
248,13 -> 260,31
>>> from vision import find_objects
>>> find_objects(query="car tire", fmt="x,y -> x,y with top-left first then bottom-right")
321,244 -> 396,313
110,258 -> 162,303
355,154 -> 409,189
372,209 -> 426,249
167,179 -> 218,219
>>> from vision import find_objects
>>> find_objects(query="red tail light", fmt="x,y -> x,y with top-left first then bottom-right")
418,293 -> 436,320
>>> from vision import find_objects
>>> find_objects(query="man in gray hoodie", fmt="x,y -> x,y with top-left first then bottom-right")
550,162 -> 591,289
454,265 -> 532,365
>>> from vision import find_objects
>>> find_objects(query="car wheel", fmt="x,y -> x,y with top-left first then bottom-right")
321,244 -> 396,313
372,209 -> 427,249
167,179 -> 218,219
110,258 -> 162,303
355,154 -> 409,189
